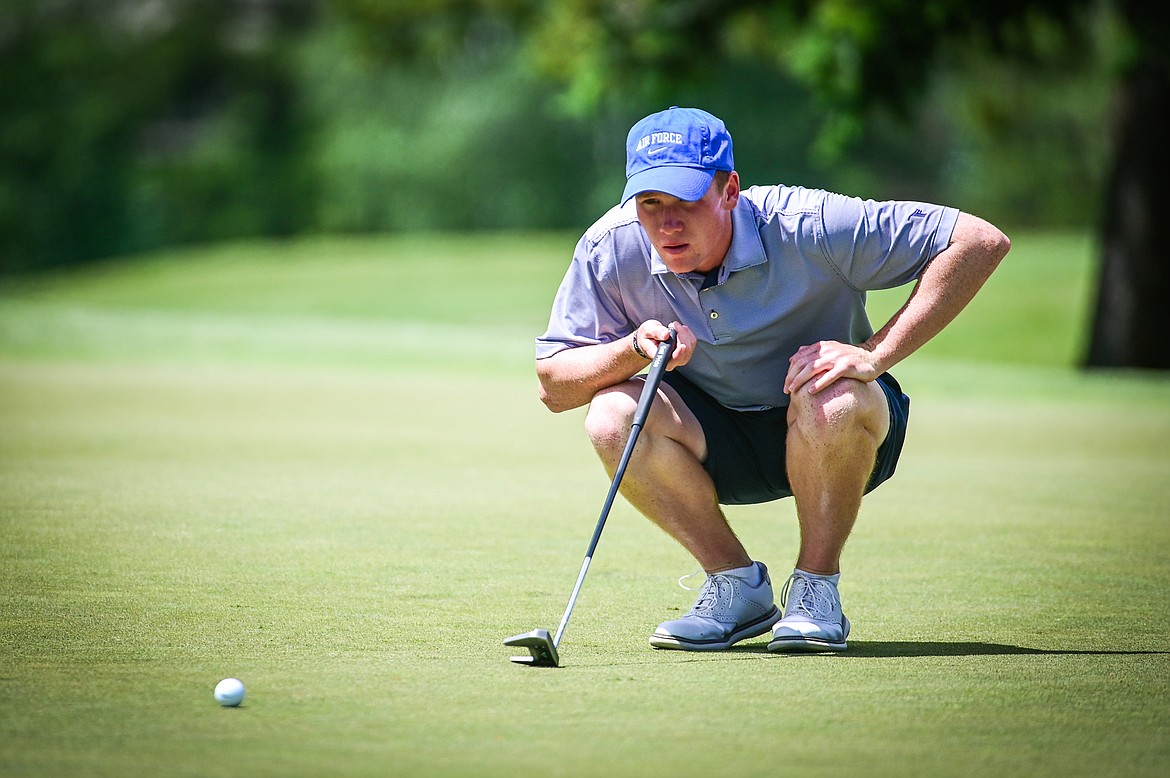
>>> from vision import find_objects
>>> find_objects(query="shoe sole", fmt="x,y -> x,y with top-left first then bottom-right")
767,613 -> 850,653
766,636 -> 847,653
648,607 -> 781,651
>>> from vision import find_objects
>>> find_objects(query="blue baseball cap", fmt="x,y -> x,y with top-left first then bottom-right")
621,107 -> 734,205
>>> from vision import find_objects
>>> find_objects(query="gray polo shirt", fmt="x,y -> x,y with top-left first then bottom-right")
536,184 -> 959,410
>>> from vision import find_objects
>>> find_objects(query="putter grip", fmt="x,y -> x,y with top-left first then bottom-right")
632,328 -> 676,428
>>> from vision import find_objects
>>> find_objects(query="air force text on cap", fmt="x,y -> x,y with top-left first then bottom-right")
635,132 -> 684,151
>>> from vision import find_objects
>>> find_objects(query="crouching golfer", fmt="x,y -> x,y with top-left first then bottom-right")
536,107 -> 1010,652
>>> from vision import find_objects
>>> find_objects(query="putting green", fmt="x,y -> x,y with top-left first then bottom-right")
1,233 -> 1167,776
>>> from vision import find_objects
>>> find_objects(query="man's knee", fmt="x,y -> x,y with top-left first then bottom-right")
586,380 -> 707,467
584,383 -> 639,451
787,378 -> 888,443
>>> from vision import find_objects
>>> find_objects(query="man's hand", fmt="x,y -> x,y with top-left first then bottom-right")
634,320 -> 696,370
784,341 -> 881,396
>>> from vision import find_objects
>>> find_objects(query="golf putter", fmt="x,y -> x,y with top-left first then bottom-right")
505,327 -> 678,667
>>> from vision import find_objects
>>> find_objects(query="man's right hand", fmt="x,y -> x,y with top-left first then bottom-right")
633,320 -> 694,370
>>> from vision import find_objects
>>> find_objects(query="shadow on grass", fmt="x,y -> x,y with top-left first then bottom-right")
830,641 -> 1168,658
549,642 -> 1169,668
717,641 -> 1170,658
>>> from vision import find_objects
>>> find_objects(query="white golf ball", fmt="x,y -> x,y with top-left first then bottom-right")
214,677 -> 246,707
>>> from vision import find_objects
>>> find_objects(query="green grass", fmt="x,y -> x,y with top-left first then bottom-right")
1,232 -> 1168,777
866,230 -> 1098,368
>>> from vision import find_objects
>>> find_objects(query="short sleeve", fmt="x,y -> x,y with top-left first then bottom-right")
535,233 -> 633,359
821,193 -> 960,291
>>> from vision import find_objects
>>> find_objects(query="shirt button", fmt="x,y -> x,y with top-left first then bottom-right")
709,311 -> 719,319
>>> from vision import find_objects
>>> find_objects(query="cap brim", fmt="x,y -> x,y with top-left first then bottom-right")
621,167 -> 714,205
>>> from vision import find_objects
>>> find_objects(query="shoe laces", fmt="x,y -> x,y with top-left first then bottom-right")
780,574 -> 838,620
689,573 -> 731,617
677,569 -> 706,591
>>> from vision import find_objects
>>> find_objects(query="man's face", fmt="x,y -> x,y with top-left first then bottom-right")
634,172 -> 739,275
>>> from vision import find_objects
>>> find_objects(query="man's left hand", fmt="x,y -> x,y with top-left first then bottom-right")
784,341 -> 881,396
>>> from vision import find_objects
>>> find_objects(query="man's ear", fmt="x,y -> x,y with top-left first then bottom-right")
723,171 -> 741,210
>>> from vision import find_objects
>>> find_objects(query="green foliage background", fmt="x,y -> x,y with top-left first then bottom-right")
0,1 -> 1113,272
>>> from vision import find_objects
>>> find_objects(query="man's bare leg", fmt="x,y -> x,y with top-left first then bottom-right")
583,379 -> 749,573
584,380 -> 781,651
785,377 -> 891,574
769,377 -> 890,652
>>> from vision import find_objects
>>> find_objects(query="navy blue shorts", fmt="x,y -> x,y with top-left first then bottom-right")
661,371 -> 911,506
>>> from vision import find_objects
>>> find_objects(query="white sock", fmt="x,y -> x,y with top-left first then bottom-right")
795,568 -> 841,586
722,562 -> 762,587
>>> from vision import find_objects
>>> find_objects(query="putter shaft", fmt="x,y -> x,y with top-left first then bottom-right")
549,327 -> 677,650
506,328 -> 676,666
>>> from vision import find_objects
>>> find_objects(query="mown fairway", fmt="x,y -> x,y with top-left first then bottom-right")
1,232 -> 1167,777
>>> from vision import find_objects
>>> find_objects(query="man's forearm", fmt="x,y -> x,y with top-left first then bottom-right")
536,334 -> 649,413
865,212 -> 1011,372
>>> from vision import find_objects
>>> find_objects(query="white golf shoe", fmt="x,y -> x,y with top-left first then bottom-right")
649,562 -> 781,651
767,571 -> 850,653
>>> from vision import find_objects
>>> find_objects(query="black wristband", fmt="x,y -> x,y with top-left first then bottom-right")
631,334 -> 651,360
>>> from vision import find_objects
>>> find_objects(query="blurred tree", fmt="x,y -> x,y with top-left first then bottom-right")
295,11 -> 612,234
337,0 -> 1164,369
0,0 -> 316,272
1085,1 -> 1170,368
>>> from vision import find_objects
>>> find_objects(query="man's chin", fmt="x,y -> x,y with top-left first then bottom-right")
659,251 -> 701,273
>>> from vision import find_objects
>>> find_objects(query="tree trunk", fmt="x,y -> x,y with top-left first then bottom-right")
1085,10 -> 1170,369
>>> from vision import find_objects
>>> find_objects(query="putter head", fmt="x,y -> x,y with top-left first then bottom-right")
503,628 -> 560,667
